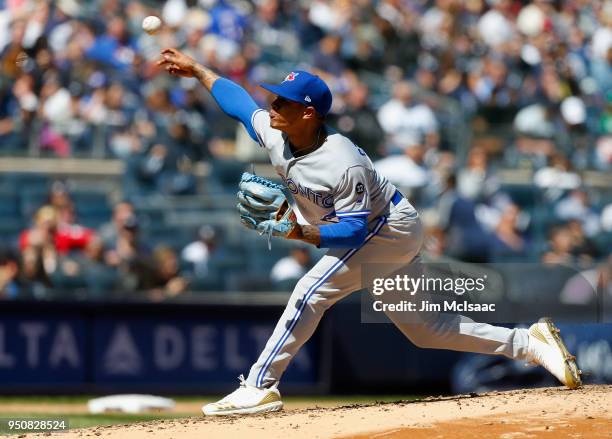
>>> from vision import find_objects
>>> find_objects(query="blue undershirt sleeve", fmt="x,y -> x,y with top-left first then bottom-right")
210,78 -> 260,141
319,215 -> 369,248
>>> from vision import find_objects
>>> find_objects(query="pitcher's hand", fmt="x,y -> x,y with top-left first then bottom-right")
157,48 -> 197,78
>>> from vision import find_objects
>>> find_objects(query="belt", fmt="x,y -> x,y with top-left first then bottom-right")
391,189 -> 404,206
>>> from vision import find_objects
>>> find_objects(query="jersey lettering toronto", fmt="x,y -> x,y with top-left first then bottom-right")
283,177 -> 334,208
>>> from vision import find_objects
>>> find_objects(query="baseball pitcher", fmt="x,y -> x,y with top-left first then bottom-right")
157,48 -> 581,416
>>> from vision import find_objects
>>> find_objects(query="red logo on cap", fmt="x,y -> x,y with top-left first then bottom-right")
283,72 -> 299,82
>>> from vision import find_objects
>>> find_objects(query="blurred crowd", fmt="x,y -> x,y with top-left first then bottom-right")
1,1 -> 611,163
0,180 -> 314,300
0,0 -> 610,299
0,182 -> 210,299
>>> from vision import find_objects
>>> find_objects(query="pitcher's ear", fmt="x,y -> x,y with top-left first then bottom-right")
303,106 -> 318,119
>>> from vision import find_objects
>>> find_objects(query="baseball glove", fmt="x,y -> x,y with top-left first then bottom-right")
237,172 -> 299,247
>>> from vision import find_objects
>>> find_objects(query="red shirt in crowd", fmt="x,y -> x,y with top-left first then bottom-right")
19,224 -> 95,254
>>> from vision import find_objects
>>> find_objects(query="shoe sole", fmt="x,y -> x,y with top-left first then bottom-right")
540,318 -> 582,389
202,401 -> 283,416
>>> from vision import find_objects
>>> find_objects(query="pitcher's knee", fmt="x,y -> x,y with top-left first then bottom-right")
288,279 -> 327,313
291,274 -> 346,314
406,332 -> 430,348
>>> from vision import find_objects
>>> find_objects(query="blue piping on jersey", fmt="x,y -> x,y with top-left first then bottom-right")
211,78 -> 260,141
255,216 -> 387,387
319,215 -> 368,248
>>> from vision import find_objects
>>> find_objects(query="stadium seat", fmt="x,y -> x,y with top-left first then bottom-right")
0,173 -> 49,192
0,218 -> 24,246
71,192 -> 110,210
189,274 -> 226,292
0,191 -> 19,216
594,232 -> 612,255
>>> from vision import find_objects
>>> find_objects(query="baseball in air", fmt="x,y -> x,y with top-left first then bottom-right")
142,16 -> 162,35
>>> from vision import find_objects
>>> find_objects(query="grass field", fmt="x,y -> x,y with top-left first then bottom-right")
0,395 -> 423,431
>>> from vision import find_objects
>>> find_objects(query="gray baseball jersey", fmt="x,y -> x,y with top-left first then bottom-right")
251,109 -> 411,225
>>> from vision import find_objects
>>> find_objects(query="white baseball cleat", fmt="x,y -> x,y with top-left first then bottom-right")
526,318 -> 582,389
202,375 -> 283,416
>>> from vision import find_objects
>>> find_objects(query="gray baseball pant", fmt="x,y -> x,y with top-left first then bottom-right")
246,199 -> 530,388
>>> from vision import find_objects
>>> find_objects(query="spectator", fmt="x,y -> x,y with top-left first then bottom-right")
489,204 -> 529,261
38,71 -> 72,156
602,204 -> 612,233
445,195 -> 491,263
594,135 -> 612,171
376,81 -> 439,153
0,73 -> 37,152
56,236 -> 118,298
590,12 -> 612,93
99,201 -> 136,248
534,153 -> 581,201
555,190 -> 601,237
139,143 -> 174,190
329,81 -> 385,159
542,225 -> 574,265
181,225 -> 218,278
0,247 -> 22,299
208,0 -> 247,43
312,34 -> 345,76
248,0 -> 300,61
271,247 -> 312,287
374,138 -> 430,196
104,214 -> 151,292
84,15 -> 137,71
20,205 -> 94,256
122,141 -> 197,196
566,219 -> 601,262
149,245 -> 189,300
19,206 -> 58,297
0,17 -> 27,79
46,180 -> 86,228
0,0 -> 608,175
457,146 -> 497,201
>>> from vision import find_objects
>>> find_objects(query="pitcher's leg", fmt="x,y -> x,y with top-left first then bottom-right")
388,309 -> 579,387
375,259 -> 530,360
247,218 -> 405,388
246,250 -> 361,388
390,311 -> 530,360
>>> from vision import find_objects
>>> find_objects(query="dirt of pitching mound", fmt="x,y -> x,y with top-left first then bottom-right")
21,385 -> 612,439
347,415 -> 612,439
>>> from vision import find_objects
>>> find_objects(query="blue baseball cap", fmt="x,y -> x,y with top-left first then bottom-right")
260,71 -> 333,116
